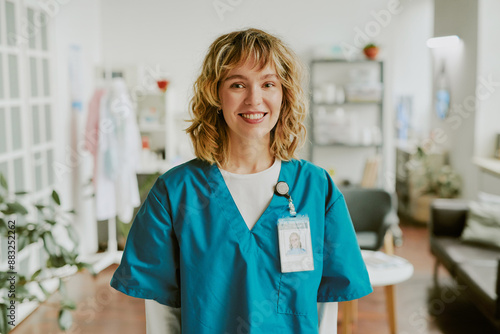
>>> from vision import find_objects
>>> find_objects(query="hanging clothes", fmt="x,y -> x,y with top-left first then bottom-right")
84,88 -> 105,183
85,78 -> 142,223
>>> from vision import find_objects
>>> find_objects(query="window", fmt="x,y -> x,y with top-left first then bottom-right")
0,0 -> 55,278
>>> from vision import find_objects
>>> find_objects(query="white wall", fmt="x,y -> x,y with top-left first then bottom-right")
476,0 -> 500,158
100,0 -> 433,187
432,0 -> 479,200
52,0 -> 102,255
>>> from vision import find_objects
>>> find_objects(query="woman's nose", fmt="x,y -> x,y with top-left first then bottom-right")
244,86 -> 262,106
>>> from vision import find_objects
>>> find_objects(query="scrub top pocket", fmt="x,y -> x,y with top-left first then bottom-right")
277,270 -> 317,316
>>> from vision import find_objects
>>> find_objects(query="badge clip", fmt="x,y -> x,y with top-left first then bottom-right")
275,181 -> 296,216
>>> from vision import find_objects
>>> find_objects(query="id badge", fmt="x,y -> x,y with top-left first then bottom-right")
277,215 -> 314,273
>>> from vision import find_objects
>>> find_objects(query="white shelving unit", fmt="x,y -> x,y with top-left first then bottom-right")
135,90 -> 176,174
308,59 -> 384,186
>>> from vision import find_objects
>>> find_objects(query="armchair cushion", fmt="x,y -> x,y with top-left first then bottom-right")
461,201 -> 500,249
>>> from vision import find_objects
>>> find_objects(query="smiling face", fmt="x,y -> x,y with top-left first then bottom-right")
290,233 -> 301,249
219,59 -> 283,146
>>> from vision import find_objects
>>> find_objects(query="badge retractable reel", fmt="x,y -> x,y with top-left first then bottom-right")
275,181 -> 296,216
274,181 -> 314,273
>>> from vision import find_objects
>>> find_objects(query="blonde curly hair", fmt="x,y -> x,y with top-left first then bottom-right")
186,28 -> 307,166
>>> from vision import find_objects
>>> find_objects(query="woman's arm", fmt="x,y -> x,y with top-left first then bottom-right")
145,300 -> 181,334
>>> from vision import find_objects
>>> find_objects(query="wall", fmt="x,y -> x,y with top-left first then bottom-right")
52,0 -> 102,255
475,0 -> 500,196
432,0 -> 479,200
100,0 -> 434,187
476,0 -> 500,159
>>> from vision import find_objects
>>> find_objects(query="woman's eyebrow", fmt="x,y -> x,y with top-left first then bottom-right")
224,74 -> 246,81
262,73 -> 278,80
224,73 -> 278,81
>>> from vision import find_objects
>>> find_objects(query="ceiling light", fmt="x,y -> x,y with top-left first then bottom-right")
426,35 -> 461,48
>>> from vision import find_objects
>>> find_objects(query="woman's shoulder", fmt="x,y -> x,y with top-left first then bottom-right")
154,158 -> 210,189
285,158 -> 343,201
285,158 -> 330,180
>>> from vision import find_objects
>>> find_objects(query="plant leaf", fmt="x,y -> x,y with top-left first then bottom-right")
0,173 -> 8,190
65,224 -> 79,245
0,303 -> 9,334
58,278 -> 67,296
77,262 -> 96,276
38,282 -> 50,298
7,202 -> 28,215
0,218 -> 7,233
51,190 -> 61,206
42,232 -> 60,257
61,299 -> 77,310
30,269 -> 42,281
58,308 -> 73,330
14,191 -> 28,195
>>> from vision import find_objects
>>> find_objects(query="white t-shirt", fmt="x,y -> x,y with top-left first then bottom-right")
219,158 -> 281,230
145,159 -> 338,333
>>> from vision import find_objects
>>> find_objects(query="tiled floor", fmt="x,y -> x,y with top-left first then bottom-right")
10,223 -> 500,334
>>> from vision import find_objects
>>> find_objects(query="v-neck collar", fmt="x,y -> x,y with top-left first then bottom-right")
204,159 -> 293,248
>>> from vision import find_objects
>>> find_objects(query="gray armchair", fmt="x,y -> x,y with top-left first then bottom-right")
341,187 -> 400,251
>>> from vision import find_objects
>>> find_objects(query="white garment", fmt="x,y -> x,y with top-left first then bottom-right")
145,159 -> 338,333
94,78 -> 141,222
219,158 -> 281,230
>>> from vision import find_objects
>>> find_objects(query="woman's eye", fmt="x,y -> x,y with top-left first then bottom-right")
230,83 -> 244,88
264,82 -> 275,88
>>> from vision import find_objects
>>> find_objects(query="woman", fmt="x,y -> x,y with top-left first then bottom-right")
287,232 -> 307,255
111,28 -> 372,333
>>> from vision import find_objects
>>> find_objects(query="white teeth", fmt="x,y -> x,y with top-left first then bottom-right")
241,113 -> 264,120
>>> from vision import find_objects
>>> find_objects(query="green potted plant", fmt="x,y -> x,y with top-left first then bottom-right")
363,43 -> 379,60
0,174 -> 91,333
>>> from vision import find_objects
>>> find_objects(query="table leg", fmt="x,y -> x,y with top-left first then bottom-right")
385,285 -> 397,334
352,299 -> 358,324
384,231 -> 395,255
341,301 -> 353,334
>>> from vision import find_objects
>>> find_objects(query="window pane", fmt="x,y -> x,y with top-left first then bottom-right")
27,8 -> 36,49
40,13 -> 48,51
32,105 -> 40,144
11,106 -> 22,150
6,2 -> 16,46
0,108 -> 6,153
34,151 -> 43,191
47,149 -> 54,186
45,105 -> 52,141
30,57 -> 38,97
8,55 -> 19,98
0,54 -> 4,99
0,161 -> 7,181
42,58 -> 50,96
0,4 -> 2,45
13,157 -> 24,192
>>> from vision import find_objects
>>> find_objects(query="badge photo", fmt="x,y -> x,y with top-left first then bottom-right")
278,216 -> 314,273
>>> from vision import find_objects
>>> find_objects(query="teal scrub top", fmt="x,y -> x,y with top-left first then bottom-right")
110,158 -> 372,333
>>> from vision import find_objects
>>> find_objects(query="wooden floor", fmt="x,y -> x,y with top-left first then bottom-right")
11,223 -> 499,334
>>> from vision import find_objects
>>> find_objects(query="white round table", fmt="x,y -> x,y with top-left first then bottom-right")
341,250 -> 414,334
